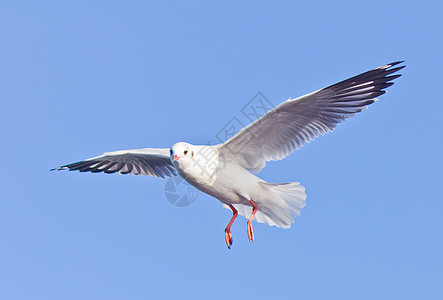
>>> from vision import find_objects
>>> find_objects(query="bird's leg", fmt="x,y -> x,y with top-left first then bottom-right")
224,204 -> 238,249
247,199 -> 258,242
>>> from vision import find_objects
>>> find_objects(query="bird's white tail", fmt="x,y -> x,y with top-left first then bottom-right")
222,182 -> 307,228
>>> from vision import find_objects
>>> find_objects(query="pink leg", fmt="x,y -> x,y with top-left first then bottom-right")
224,204 -> 238,249
247,200 -> 258,242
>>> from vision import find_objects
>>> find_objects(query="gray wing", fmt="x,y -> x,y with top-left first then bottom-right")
51,148 -> 176,178
219,61 -> 405,173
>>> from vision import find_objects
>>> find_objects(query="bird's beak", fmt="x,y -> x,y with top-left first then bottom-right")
172,154 -> 179,161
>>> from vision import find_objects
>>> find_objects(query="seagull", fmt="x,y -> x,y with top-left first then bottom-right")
52,61 -> 404,248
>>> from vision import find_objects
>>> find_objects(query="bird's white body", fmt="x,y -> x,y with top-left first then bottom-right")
53,61 -> 404,247
171,142 -> 306,228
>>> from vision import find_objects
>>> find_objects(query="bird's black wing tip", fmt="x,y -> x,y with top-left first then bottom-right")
50,166 -> 69,171
384,60 -> 406,71
385,61 -> 406,79
388,60 -> 405,66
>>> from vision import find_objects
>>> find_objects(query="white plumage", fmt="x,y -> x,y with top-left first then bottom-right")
53,61 -> 404,248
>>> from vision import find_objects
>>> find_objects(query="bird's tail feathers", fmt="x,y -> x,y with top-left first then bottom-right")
222,181 -> 307,229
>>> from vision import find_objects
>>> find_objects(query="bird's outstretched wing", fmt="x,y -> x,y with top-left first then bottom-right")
218,61 -> 405,173
51,148 -> 176,178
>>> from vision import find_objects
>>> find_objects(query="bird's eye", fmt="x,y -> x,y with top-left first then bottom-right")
184,150 -> 188,155
169,149 -> 173,155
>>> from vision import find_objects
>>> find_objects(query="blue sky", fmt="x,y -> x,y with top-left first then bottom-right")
1,1 -> 442,299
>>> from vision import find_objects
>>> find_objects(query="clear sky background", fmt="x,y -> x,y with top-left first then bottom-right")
1,1 -> 442,299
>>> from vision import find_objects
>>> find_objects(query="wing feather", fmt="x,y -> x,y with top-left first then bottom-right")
219,61 -> 405,172
51,148 -> 176,178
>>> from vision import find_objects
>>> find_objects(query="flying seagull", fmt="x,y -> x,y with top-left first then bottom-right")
52,61 -> 404,248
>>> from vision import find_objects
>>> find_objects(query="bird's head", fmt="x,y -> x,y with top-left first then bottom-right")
170,142 -> 194,165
